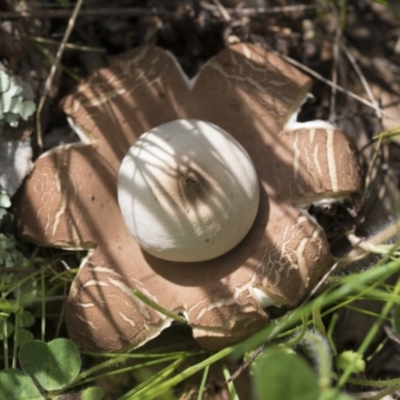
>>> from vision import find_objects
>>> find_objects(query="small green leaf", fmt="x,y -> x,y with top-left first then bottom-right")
336,351 -> 366,374
0,369 -> 44,400
252,347 -> 320,400
19,338 -> 81,391
0,321 -> 14,339
81,386 -> 104,400
15,328 -> 34,347
19,310 -> 35,328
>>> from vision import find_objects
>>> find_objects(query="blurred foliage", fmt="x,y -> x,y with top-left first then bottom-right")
0,69 -> 35,132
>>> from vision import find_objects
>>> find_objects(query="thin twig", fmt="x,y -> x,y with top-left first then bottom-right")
228,341 -> 266,382
329,7 -> 341,123
384,324 -> 400,347
30,36 -> 106,53
0,8 -> 168,19
201,2 -> 322,16
0,3 -> 321,19
32,41 -> 81,82
212,0 -> 231,21
36,0 -> 84,148
340,43 -> 385,211
341,44 -> 382,122
271,50 -> 394,120
359,134 -> 383,209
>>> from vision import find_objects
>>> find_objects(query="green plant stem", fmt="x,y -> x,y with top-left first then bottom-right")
327,313 -> 338,356
74,354 -> 133,382
12,285 -> 21,368
334,373 -> 400,388
222,362 -> 239,400
132,346 -> 235,399
366,337 -> 388,362
118,358 -> 185,400
337,278 -> 400,388
41,268 -> 45,341
300,331 -> 331,391
76,355 -> 182,387
312,303 -> 327,337
132,289 -> 187,324
54,281 -> 67,339
231,257 -> 400,359
367,385 -> 400,400
71,350 -> 195,387
3,270 -> 42,298
283,315 -> 309,347
197,364 -> 210,400
30,36 -> 106,52
83,350 -> 199,359
3,319 -> 8,369
32,42 -> 81,82
56,354 -> 184,394
343,305 -> 388,319
374,125 -> 400,140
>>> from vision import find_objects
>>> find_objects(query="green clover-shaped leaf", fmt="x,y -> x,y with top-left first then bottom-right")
252,347 -> 320,400
19,338 -> 81,391
15,328 -> 34,347
19,310 -> 35,328
0,369 -> 44,400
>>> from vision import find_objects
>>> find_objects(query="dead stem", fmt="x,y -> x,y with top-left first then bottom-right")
0,8 -> 168,19
201,2 -> 322,16
273,50 -> 394,120
329,6 -> 341,124
35,0 -> 84,148
341,44 -> 382,123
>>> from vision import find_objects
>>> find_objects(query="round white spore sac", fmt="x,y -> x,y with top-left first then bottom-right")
118,119 -> 260,262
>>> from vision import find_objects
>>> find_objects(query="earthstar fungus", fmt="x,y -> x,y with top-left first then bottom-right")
13,43 -> 362,352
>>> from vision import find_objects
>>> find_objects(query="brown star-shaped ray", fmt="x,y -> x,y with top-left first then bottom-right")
13,43 -> 362,352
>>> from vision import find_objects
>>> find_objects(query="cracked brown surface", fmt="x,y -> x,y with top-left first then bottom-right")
13,43 -> 362,352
